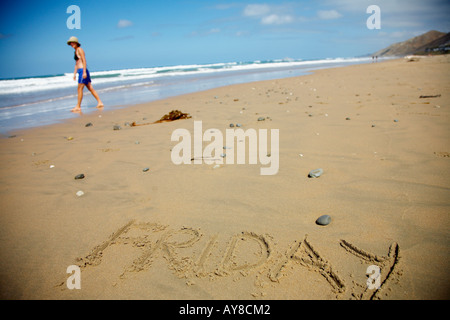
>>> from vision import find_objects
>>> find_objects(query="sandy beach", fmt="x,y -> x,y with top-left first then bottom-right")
0,55 -> 448,300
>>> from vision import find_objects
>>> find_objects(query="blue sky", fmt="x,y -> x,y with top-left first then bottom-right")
0,0 -> 449,78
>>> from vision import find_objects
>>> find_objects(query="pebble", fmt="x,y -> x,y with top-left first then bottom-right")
236,124 -> 242,127
74,174 -> 85,180
257,117 -> 265,121
346,117 -> 351,120
50,165 -> 55,169
85,122 -> 93,127
76,190 -> 84,197
393,119 -> 399,122
316,215 -> 331,226
372,124 -> 376,127
229,124 -> 235,128
113,125 -> 121,130
143,168 -> 150,172
308,168 -> 323,178
220,153 -> 226,158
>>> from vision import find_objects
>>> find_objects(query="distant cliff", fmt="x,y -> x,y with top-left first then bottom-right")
373,30 -> 449,57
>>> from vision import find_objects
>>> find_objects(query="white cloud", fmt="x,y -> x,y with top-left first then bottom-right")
236,30 -> 249,37
117,19 -> 133,28
261,14 -> 294,25
243,3 -> 295,25
243,4 -> 271,17
208,28 -> 221,34
317,10 -> 342,20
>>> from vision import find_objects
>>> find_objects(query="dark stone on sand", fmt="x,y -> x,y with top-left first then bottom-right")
85,122 -> 93,127
143,168 -> 150,172
316,215 -> 331,226
394,119 -> 399,122
346,117 -> 351,120
236,123 -> 242,127
74,174 -> 85,180
257,117 -> 265,121
230,124 -> 235,127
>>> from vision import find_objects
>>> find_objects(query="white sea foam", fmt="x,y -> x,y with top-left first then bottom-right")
0,57 -> 371,95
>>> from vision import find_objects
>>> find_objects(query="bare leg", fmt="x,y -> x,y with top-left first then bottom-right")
71,84 -> 85,113
86,83 -> 104,108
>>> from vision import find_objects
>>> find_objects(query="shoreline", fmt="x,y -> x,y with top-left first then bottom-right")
0,55 -> 448,300
3,58 -> 382,138
0,57 -> 379,136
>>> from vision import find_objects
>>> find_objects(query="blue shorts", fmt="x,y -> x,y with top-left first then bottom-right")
77,68 -> 91,85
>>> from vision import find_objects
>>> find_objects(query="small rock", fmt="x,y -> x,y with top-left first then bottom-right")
220,153 -> 226,158
308,168 -> 323,178
85,122 -> 93,127
346,117 -> 351,120
236,124 -> 242,127
124,122 -> 131,127
74,174 -> 85,180
393,119 -> 399,122
113,125 -> 121,130
316,215 -> 331,226
257,117 -> 265,121
135,141 -> 140,144
76,190 -> 84,197
229,124 -> 235,128
143,168 -> 150,172
372,124 -> 376,127
50,165 -> 55,169
66,137 -> 74,141
8,135 -> 17,138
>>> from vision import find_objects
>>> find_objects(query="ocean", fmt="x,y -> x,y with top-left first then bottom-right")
0,57 -> 376,135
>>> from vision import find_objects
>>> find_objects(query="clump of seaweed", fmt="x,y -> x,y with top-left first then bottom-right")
132,110 -> 191,127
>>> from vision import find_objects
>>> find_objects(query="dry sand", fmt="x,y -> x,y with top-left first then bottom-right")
0,55 -> 449,300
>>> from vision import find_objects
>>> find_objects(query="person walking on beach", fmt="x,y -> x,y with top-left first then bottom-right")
67,36 -> 104,113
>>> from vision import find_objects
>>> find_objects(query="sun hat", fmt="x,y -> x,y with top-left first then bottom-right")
67,36 -> 81,46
